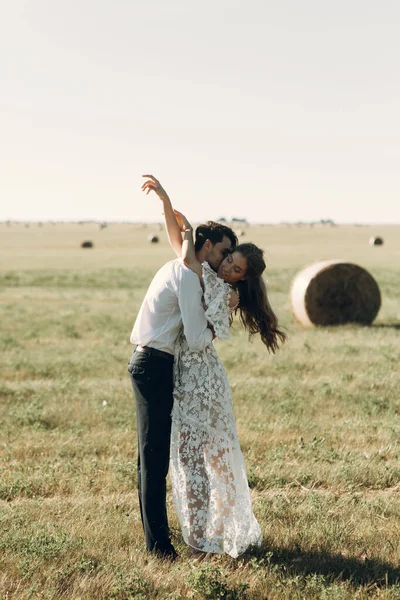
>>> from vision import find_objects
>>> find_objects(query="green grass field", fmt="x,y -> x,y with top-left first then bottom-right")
1,222 -> 400,599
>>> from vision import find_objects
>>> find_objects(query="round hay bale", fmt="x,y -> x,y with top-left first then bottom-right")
290,260 -> 381,327
81,240 -> 94,248
369,236 -> 383,246
148,235 -> 159,244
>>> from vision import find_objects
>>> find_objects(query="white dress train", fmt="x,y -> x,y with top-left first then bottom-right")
170,262 -> 262,558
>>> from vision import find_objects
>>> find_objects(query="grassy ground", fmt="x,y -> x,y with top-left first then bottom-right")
1,222 -> 400,599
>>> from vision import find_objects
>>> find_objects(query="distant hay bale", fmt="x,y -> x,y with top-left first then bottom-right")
236,229 -> 246,237
290,260 -> 381,327
148,235 -> 159,244
369,236 -> 383,246
81,240 -> 94,248
99,222 -> 108,230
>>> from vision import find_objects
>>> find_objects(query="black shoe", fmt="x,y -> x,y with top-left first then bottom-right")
151,546 -> 179,562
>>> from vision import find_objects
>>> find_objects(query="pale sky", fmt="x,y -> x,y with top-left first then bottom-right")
1,0 -> 400,224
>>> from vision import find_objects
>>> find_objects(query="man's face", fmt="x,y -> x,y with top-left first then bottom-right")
206,236 -> 233,271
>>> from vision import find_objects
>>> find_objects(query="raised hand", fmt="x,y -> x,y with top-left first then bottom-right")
173,209 -> 193,233
141,174 -> 169,202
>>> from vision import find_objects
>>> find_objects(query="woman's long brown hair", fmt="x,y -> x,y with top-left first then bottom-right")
231,243 -> 287,353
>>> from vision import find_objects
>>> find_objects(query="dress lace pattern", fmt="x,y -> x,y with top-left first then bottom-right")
170,262 -> 262,558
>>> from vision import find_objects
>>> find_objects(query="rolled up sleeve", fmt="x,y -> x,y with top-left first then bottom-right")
178,268 -> 213,352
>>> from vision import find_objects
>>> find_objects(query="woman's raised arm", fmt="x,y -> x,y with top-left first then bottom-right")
141,175 -> 183,257
173,210 -> 204,283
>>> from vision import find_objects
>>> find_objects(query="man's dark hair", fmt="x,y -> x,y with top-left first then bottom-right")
194,221 -> 238,252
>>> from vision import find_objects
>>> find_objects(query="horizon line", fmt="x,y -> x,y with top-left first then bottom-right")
1,219 -> 399,227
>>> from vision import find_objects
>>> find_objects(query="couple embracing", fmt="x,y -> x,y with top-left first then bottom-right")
128,175 -> 286,561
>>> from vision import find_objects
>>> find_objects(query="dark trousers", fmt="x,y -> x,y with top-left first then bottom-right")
128,348 -> 174,553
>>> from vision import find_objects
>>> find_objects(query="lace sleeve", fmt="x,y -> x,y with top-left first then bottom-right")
229,289 -> 239,313
202,262 -> 231,340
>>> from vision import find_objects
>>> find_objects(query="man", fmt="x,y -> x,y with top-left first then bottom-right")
128,175 -> 237,560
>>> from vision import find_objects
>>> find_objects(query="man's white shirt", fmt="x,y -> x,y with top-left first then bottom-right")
131,258 -> 213,355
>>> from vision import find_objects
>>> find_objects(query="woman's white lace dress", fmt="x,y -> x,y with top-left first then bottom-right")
170,262 -> 262,558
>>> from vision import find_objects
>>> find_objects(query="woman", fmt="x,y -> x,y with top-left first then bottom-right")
142,175 -> 286,558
